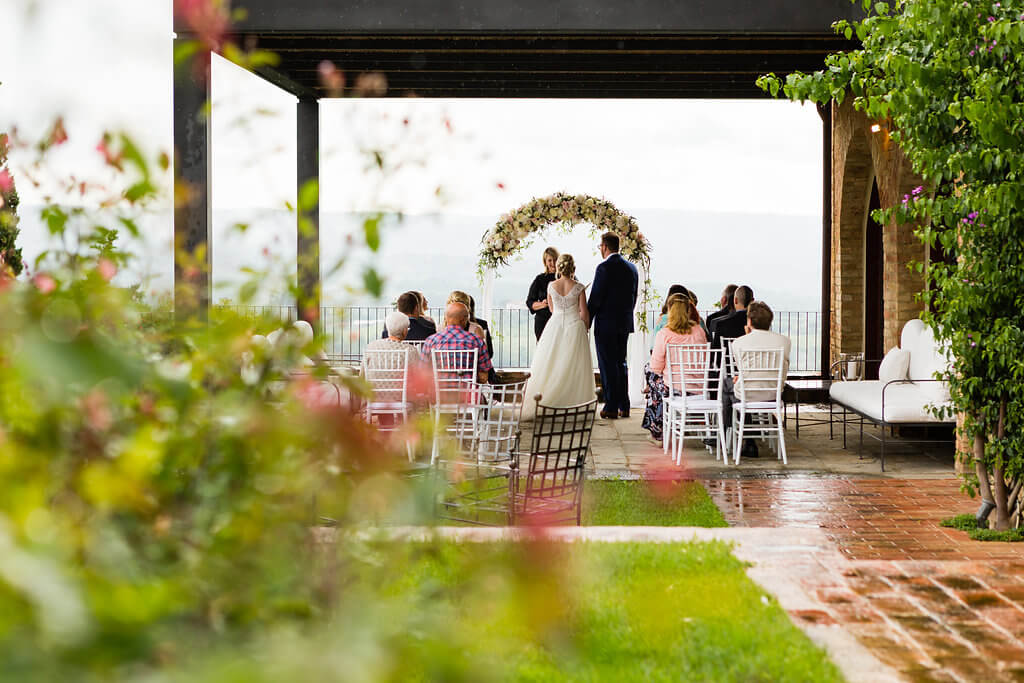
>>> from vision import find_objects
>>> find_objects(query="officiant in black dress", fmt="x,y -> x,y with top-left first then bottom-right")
525,247 -> 559,340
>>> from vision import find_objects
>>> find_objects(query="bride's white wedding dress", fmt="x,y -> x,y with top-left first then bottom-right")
522,281 -> 596,419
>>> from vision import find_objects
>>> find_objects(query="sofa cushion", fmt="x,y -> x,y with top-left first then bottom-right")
900,318 -> 926,351
907,326 -> 951,402
830,380 -> 952,424
878,347 -> 910,384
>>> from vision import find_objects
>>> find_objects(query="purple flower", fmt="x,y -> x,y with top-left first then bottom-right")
969,49 -> 976,56
912,185 -> 924,195
968,211 -> 979,219
971,342 -> 977,347
988,15 -> 995,21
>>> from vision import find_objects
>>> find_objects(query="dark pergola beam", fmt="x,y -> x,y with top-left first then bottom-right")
296,98 -> 320,329
227,0 -> 863,34
173,41 -> 212,320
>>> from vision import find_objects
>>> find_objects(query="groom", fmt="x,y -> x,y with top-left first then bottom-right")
588,232 -> 639,419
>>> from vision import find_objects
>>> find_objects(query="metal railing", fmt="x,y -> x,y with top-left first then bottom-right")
216,305 -> 823,374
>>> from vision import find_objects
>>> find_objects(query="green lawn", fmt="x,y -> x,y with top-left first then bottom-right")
582,479 -> 727,527
372,540 -> 844,682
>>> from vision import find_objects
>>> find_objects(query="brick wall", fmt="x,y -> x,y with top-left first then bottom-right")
829,101 -> 926,366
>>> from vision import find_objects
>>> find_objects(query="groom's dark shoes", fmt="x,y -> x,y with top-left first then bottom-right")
600,409 -> 618,420
618,409 -> 630,419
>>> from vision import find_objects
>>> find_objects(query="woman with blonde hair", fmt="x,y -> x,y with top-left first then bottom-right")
641,297 -> 707,444
446,290 -> 486,341
525,246 -> 560,340
521,252 -> 596,419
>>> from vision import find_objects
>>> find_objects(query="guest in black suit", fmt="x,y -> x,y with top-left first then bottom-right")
588,232 -> 639,419
706,283 -> 738,334
525,246 -> 559,340
711,285 -> 754,349
467,295 -> 494,360
381,291 -> 437,341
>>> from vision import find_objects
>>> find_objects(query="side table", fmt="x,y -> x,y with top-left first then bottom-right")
783,378 -> 832,438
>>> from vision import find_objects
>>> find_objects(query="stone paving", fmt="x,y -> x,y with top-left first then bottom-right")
584,411 -> 1024,682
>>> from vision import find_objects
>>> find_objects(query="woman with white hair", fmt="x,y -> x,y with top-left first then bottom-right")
364,310 -> 418,368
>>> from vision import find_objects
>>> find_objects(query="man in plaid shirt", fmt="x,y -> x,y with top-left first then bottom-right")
421,302 -> 493,384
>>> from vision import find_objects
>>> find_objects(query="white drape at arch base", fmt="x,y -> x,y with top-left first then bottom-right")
480,268 -> 495,324
628,261 -> 651,409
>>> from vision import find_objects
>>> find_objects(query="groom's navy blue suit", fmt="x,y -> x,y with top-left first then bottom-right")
588,253 -> 639,416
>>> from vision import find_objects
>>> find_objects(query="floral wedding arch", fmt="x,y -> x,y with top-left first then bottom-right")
476,192 -> 654,330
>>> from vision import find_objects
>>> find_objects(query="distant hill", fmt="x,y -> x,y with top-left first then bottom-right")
16,206 -> 823,312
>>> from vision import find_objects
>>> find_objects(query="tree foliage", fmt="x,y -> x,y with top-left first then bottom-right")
759,0 -> 1024,527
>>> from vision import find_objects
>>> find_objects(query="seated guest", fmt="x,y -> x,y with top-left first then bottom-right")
730,301 -> 791,399
706,283 -> 738,334
415,291 -> 434,324
447,290 -> 487,342
711,285 -> 754,350
364,311 -> 419,404
381,291 -> 437,341
652,284 -> 690,337
722,300 -> 791,458
421,302 -> 493,385
467,295 -> 494,360
688,291 -> 710,338
641,297 -> 708,445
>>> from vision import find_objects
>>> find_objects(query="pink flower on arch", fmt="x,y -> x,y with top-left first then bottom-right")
0,168 -> 13,194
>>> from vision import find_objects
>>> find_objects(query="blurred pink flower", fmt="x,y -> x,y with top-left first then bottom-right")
176,0 -> 230,52
33,273 -> 56,294
0,168 -> 13,194
48,117 -> 68,147
318,61 -> 346,96
98,258 -> 117,282
96,136 -> 123,170
81,389 -> 113,432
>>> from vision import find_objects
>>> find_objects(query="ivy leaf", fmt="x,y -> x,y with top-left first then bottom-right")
363,214 -> 381,252
362,267 -> 384,298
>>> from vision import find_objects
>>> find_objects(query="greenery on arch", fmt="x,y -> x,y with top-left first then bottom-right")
758,0 -> 1024,528
478,192 -> 654,331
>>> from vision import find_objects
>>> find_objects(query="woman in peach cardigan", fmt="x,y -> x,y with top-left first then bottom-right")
641,296 -> 707,444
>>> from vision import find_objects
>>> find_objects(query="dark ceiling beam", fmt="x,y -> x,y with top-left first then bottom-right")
215,0 -> 863,34
251,64 -> 319,99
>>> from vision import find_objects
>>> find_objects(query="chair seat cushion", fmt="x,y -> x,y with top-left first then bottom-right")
368,401 -> 410,410
829,380 -> 952,423
737,401 -> 779,410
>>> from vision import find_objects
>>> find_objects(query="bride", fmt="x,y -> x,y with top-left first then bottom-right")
522,253 -> 596,419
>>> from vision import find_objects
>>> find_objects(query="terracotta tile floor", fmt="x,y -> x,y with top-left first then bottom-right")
702,476 -> 1022,562
703,476 -> 1024,680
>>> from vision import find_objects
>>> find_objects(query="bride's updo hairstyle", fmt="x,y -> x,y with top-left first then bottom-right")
556,253 -> 576,279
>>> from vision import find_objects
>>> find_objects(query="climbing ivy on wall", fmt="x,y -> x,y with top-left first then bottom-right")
759,0 -> 1024,528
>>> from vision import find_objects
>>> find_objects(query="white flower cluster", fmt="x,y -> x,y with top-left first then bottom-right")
478,192 -> 650,269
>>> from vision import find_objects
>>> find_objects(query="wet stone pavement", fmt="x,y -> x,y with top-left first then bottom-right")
584,412 -> 1024,682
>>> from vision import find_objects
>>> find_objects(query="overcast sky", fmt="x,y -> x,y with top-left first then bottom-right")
1,0 -> 823,305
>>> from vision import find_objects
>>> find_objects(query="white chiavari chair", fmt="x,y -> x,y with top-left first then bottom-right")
430,348 -> 482,464
731,348 -> 787,466
362,347 -> 415,460
665,346 -> 726,464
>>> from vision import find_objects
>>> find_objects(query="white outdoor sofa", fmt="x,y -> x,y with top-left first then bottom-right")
828,318 -> 955,471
